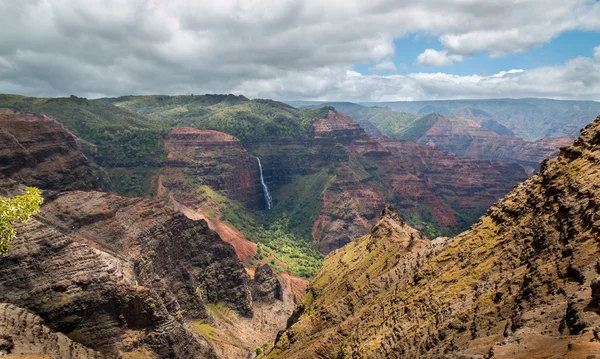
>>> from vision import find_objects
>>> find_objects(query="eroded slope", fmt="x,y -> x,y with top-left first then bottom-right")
268,115 -> 600,358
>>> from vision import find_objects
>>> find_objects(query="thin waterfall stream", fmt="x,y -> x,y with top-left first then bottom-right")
256,157 -> 273,210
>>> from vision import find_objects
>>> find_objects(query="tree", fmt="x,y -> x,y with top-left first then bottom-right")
0,187 -> 43,255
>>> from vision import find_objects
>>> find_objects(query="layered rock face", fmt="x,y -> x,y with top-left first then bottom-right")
310,111 -> 389,252
159,128 -> 261,264
370,137 -> 527,226
0,109 -> 100,192
310,110 -> 527,252
266,116 -> 600,358
163,128 -> 261,209
0,115 -> 256,358
0,303 -> 103,358
415,114 -> 573,175
1,190 -> 252,358
252,264 -> 283,302
0,112 -> 311,359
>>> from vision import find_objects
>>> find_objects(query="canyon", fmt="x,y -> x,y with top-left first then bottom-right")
295,102 -> 576,176
412,114 -> 573,176
0,112 -> 302,358
265,115 -> 600,358
0,95 -> 596,359
309,110 -> 527,252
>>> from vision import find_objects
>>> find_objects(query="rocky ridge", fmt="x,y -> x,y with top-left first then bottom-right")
310,110 -> 527,252
267,115 -> 600,358
0,303 -> 103,358
1,190 -> 250,358
415,114 -> 573,175
0,109 -> 100,192
0,112 -> 303,359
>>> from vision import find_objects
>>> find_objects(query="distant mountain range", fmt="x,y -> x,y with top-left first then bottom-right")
287,98 -> 600,141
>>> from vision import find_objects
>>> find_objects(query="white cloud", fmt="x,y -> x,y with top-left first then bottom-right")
416,49 -> 463,67
0,0 -> 599,99
594,45 -> 600,61
370,60 -> 397,73
232,54 -> 600,101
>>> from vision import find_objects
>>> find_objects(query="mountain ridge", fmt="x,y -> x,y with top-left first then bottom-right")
266,114 -> 600,358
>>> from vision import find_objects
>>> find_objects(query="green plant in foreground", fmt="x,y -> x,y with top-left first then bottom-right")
0,187 -> 44,255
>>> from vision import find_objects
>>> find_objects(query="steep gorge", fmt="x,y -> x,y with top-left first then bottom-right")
0,112 -> 300,359
309,110 -> 527,252
415,114 -> 574,175
266,115 -> 600,358
0,96 -> 530,255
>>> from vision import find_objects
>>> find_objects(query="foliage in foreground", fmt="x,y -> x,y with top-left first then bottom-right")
0,187 -> 44,255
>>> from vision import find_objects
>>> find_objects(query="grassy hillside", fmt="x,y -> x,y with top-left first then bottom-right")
0,94 -> 166,168
103,95 -> 330,144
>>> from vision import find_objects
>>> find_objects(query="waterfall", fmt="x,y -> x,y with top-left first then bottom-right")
256,157 -> 273,210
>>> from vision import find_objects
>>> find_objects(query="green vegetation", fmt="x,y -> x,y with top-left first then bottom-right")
0,94 -> 166,169
267,169 -> 335,240
191,321 -> 216,340
312,102 -> 426,139
106,95 -> 330,144
251,216 -> 324,279
393,114 -> 440,140
365,111 -> 424,139
336,106 -> 438,141
0,187 -> 44,255
192,185 -> 323,279
107,167 -> 161,197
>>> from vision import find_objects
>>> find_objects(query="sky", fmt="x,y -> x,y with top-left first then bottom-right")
0,0 -> 599,102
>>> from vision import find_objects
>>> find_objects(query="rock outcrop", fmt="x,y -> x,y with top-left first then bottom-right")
252,264 -> 283,302
0,114 -> 256,358
163,128 -> 261,209
310,110 -> 527,252
159,128 -> 262,262
416,114 -> 573,175
0,109 -> 100,192
0,303 -> 102,358
0,190 -> 252,358
266,115 -> 600,358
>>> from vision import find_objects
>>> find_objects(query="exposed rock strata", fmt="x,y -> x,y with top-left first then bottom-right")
0,303 -> 102,358
311,110 -> 527,252
252,264 -> 283,302
0,110 -> 100,192
415,114 -> 573,175
0,189 -> 254,357
266,115 -> 600,358
163,128 -> 261,209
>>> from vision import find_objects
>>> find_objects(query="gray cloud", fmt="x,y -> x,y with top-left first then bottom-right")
0,0 -> 599,100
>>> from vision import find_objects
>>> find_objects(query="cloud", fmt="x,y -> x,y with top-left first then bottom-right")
370,60 -> 397,73
416,49 -> 463,67
595,45 -> 600,61
233,55 -> 600,101
0,0 -> 599,100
